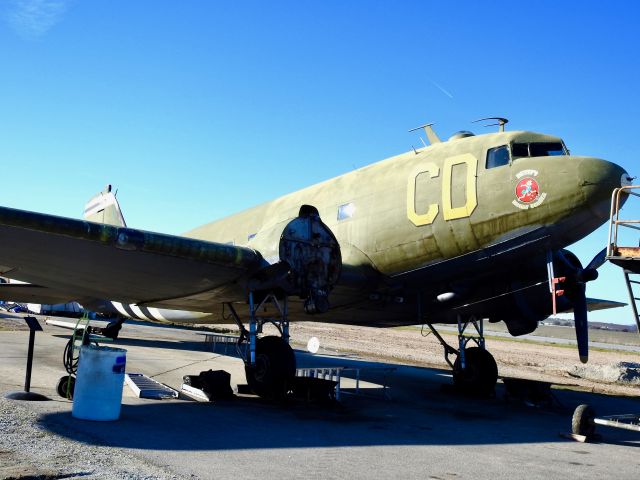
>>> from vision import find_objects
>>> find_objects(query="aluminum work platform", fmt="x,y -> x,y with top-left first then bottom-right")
295,366 -> 396,401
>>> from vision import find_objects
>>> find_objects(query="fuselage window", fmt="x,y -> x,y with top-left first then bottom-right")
337,202 -> 355,220
512,142 -> 566,158
486,145 -> 510,169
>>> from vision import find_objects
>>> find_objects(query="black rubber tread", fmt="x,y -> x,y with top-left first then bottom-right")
572,404 -> 596,437
452,347 -> 498,395
245,336 -> 296,399
56,375 -> 75,399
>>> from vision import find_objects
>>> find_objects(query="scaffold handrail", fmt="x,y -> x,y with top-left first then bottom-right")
607,185 -> 640,257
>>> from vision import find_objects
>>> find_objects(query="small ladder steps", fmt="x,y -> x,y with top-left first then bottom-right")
125,373 -> 179,399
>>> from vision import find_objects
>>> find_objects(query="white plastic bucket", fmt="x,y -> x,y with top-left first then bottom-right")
72,345 -> 127,421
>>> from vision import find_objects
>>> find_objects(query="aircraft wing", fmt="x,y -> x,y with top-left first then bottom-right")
0,206 -> 263,311
390,227 -> 552,288
0,284 -> 76,305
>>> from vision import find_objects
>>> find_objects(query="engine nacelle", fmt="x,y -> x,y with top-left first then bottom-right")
498,249 -> 582,335
279,205 -> 341,313
246,205 -> 341,314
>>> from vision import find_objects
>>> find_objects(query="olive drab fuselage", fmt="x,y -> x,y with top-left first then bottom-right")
186,130 -> 625,286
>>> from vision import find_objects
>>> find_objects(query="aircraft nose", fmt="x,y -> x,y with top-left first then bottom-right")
578,157 -> 630,218
579,157 -> 629,188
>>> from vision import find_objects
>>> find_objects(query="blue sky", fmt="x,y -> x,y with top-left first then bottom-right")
0,1 -> 639,325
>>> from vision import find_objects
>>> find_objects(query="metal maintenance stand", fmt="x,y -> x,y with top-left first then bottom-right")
568,186 -> 640,442
606,185 -> 640,333
5,316 -> 49,401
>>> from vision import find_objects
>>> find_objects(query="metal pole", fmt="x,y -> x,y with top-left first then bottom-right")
594,417 -> 640,433
623,270 -> 640,335
24,329 -> 35,393
457,314 -> 466,369
282,296 -> 289,343
249,291 -> 256,366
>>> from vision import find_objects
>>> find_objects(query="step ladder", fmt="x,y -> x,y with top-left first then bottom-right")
125,373 -> 179,399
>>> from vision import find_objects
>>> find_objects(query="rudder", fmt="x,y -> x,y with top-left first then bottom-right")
83,184 -> 127,227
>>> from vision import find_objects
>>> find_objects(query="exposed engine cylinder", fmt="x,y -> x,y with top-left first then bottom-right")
279,205 -> 341,314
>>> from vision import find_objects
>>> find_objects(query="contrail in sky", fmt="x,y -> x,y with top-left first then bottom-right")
3,0 -> 71,39
429,79 -> 454,99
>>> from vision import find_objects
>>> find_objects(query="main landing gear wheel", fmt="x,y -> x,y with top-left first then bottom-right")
453,347 -> 498,395
245,336 -> 296,399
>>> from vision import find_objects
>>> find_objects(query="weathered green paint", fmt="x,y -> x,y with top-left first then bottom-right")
0,126 -> 627,327
0,206 -> 260,270
186,130 -> 625,279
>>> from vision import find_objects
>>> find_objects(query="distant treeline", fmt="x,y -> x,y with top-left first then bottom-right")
542,317 -> 638,333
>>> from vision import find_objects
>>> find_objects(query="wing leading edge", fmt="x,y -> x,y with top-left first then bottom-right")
0,205 -> 263,311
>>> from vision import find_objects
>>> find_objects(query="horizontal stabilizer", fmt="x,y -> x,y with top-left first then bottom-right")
556,298 -> 626,314
585,297 -> 627,312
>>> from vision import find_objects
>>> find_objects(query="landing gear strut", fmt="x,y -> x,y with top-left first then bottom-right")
225,292 -> 296,399
224,205 -> 340,399
425,314 -> 498,395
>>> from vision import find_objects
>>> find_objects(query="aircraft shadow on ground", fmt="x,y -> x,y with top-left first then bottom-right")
38,357 -> 640,451
42,320 -> 640,450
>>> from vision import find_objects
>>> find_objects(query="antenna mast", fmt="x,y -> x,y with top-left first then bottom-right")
408,123 -> 441,145
473,117 -> 509,132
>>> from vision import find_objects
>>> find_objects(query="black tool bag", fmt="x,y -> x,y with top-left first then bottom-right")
186,369 -> 234,400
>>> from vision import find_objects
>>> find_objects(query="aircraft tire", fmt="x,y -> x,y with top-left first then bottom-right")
56,375 -> 75,399
571,404 -> 596,437
245,336 -> 296,399
452,347 -> 498,395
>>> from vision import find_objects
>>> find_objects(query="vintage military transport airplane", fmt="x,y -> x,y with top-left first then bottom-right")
0,118 -> 631,397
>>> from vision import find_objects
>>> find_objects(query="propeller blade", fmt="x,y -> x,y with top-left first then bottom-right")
585,247 -> 607,272
573,284 -> 589,363
551,248 -> 599,363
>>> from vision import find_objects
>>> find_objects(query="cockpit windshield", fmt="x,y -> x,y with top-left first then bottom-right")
512,142 -> 567,158
485,140 -> 569,169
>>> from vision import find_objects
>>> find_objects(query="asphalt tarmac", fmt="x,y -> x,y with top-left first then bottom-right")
1,314 -> 640,479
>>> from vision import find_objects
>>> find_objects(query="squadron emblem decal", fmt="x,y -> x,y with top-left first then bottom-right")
516,177 -> 539,203
513,169 -> 547,210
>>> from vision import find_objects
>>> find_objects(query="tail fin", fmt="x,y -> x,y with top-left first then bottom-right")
83,184 -> 127,227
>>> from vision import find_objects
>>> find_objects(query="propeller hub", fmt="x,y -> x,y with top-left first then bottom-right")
578,268 -> 599,283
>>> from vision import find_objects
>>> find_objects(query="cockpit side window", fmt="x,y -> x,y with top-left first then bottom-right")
486,145 -> 510,169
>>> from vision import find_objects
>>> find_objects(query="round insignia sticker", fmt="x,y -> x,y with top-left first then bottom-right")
512,169 -> 547,210
515,177 -> 539,203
